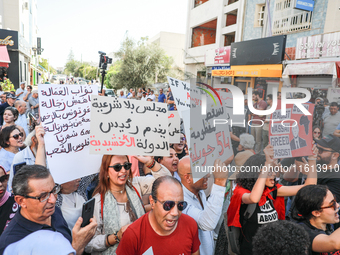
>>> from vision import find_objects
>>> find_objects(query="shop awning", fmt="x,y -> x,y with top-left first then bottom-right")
282,62 -> 338,87
213,64 -> 282,77
283,62 -> 337,77
0,45 -> 10,68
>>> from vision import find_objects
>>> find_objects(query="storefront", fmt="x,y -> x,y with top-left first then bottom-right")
211,35 -> 286,98
283,31 -> 340,102
0,29 -> 31,88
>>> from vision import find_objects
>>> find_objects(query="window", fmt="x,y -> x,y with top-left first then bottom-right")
254,4 -> 266,27
191,19 -> 217,48
272,0 -> 312,35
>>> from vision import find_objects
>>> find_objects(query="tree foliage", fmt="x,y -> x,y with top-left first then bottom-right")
39,58 -> 57,74
64,49 -> 98,80
107,36 -> 173,91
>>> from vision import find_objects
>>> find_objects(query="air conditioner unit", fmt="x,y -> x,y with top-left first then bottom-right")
23,2 -> 29,10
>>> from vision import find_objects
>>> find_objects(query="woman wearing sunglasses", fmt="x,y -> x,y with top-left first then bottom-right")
0,165 -> 18,235
292,185 -> 340,255
85,155 -> 145,255
313,125 -> 322,140
0,126 -> 24,173
227,144 -> 318,255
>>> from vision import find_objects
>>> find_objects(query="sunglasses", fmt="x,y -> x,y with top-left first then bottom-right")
0,174 -> 9,184
180,137 -> 186,141
316,146 -> 335,154
11,132 -> 24,140
321,199 -> 337,211
313,131 -> 321,134
22,184 -> 61,203
109,162 -> 132,172
154,198 -> 187,211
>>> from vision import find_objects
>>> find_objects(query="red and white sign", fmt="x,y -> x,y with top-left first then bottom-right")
296,32 -> 340,59
214,46 -> 231,64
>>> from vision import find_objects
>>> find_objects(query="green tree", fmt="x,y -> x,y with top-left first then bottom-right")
39,58 -> 56,74
111,36 -> 173,91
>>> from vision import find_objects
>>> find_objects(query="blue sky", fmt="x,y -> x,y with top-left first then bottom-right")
37,0 -> 188,68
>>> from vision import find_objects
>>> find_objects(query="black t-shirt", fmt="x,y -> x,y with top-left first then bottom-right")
0,195 -> 18,235
317,171 -> 340,201
176,149 -> 187,160
300,220 -> 339,255
239,197 -> 279,255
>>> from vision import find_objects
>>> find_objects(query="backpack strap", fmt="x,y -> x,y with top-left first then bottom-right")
132,186 -> 145,211
243,203 -> 256,224
101,193 -> 104,220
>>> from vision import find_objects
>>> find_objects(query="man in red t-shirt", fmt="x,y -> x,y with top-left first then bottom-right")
116,176 -> 200,255
251,90 -> 267,153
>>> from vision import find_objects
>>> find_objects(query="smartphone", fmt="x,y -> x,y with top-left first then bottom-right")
81,197 -> 95,228
13,162 -> 26,175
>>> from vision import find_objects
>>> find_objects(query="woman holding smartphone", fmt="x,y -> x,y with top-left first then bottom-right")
85,155 -> 145,255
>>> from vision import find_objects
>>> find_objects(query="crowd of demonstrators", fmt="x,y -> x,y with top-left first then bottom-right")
4,86 -> 340,255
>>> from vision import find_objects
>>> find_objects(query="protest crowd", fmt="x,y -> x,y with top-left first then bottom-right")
1,80 -> 340,255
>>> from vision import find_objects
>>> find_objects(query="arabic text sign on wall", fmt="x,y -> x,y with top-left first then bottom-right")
296,31 -> 340,59
90,96 -> 169,156
269,103 -> 314,159
168,111 -> 181,143
39,84 -> 102,184
214,46 -> 231,64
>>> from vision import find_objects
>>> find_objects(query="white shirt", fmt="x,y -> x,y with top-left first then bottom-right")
141,96 -> 147,101
148,94 -> 156,101
8,147 -> 35,192
182,184 -> 225,255
16,88 -> 27,101
15,113 -> 29,136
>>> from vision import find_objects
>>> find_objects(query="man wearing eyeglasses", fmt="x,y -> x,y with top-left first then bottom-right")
117,176 -> 200,255
178,156 -> 227,255
0,165 -> 97,255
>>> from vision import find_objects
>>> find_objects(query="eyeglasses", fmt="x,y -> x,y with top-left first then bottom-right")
313,131 -> 321,134
321,199 -> 338,211
0,174 -> 9,184
316,146 -> 335,154
10,132 -> 24,140
21,184 -> 61,203
154,198 -> 187,211
109,162 -> 132,172
180,137 -> 186,141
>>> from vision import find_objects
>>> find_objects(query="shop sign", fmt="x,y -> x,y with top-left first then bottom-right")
294,0 -> 314,12
230,35 -> 286,66
214,46 -> 230,64
212,69 -> 234,77
0,29 -> 18,50
296,32 -> 340,59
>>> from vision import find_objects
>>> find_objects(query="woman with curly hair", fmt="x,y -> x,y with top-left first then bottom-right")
292,185 -> 340,255
227,144 -> 317,255
85,155 -> 145,255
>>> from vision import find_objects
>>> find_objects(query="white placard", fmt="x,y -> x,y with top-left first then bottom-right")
39,84 -> 102,184
90,96 -> 169,156
168,111 -> 181,143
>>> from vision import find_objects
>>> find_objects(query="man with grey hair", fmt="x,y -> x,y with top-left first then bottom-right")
14,100 -> 28,136
15,82 -> 27,101
8,125 -> 46,192
28,89 -> 39,116
0,165 -> 97,255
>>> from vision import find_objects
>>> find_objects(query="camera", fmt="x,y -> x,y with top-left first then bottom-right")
98,51 -> 106,55
98,52 -> 112,69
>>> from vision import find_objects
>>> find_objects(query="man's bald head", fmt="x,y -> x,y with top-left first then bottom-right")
178,156 -> 191,177
14,100 -> 27,115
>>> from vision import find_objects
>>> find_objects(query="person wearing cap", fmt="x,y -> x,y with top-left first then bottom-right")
28,90 -> 39,117
0,93 -> 16,125
15,82 -> 27,101
322,102 -> 340,137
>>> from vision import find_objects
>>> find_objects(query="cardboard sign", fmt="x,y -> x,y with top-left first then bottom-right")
168,111 -> 181,143
167,77 -> 233,181
90,96 -> 169,156
269,103 -> 315,158
39,84 -> 102,184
